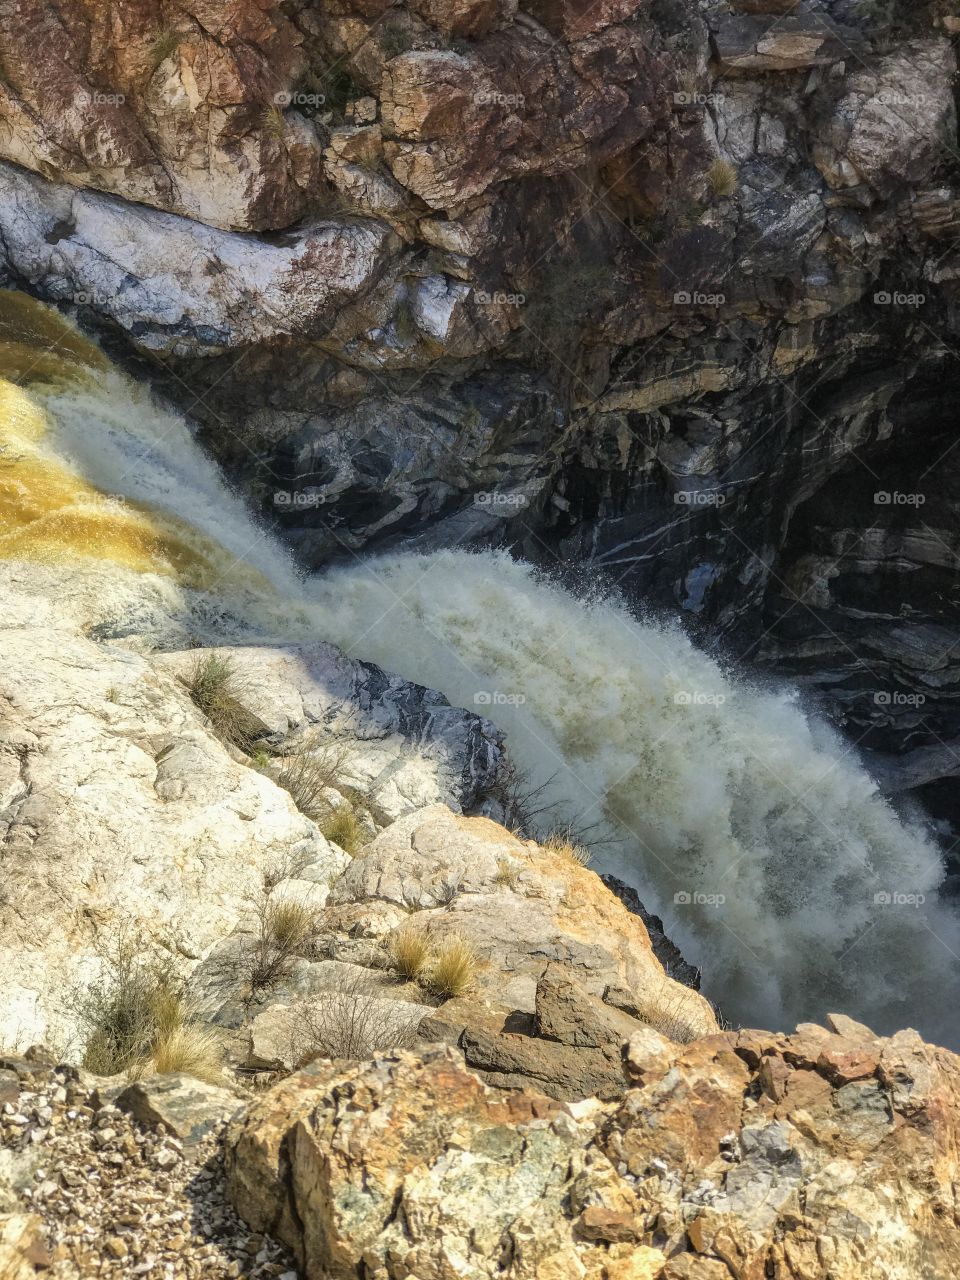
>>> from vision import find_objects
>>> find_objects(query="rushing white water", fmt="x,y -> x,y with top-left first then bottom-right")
4,293 -> 959,1045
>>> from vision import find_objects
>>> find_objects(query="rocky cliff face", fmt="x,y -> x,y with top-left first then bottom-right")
1,0 -> 958,834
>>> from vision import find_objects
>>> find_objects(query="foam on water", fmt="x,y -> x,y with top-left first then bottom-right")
1,291 -> 957,1044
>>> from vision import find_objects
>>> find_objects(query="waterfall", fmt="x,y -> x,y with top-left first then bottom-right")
2,290 -> 957,1045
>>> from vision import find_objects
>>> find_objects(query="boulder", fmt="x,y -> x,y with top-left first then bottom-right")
114,1074 -> 243,1149
813,39 -> 956,190
710,12 -> 866,72
0,163 -> 396,357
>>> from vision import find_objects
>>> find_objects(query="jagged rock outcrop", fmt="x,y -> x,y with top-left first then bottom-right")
225,1018 -> 960,1280
196,803 -> 714,1097
1,0 -> 958,833
0,561 -> 504,1049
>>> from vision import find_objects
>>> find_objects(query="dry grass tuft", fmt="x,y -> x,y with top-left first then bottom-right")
321,801 -> 365,856
542,831 -> 592,867
493,857 -> 521,888
266,899 -> 317,953
261,104 -> 287,138
426,935 -> 480,1000
149,26 -> 180,68
79,929 -> 223,1082
148,1023 -> 223,1085
638,980 -> 700,1045
706,157 -> 738,198
186,652 -> 258,751
387,924 -> 431,981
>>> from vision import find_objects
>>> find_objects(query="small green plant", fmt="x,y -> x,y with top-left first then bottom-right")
186,651 -> 258,750
149,26 -> 180,69
380,20 -> 416,58
261,104 -> 287,139
493,857 -> 521,888
387,924 -> 431,981
427,935 -> 480,1000
321,801 -> 365,856
706,158 -> 738,198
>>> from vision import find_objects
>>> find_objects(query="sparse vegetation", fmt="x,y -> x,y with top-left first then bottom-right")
186,652 -> 258,751
149,26 -> 180,69
426,935 -> 480,1000
240,891 -> 319,996
638,979 -> 699,1044
706,158 -> 738,199
522,255 -> 616,359
380,20 -> 416,59
287,977 -> 419,1065
272,745 -> 344,822
316,65 -> 364,117
493,857 -> 521,888
260,104 -> 286,139
79,929 -> 222,1082
321,800 -> 365,856
147,1023 -> 223,1085
387,923 -> 431,981
267,899 -> 317,953
543,831 -> 592,867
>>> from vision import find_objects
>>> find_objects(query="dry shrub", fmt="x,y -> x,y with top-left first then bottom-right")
79,928 -> 223,1081
288,977 -> 420,1065
638,979 -> 700,1045
272,746 -> 345,822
